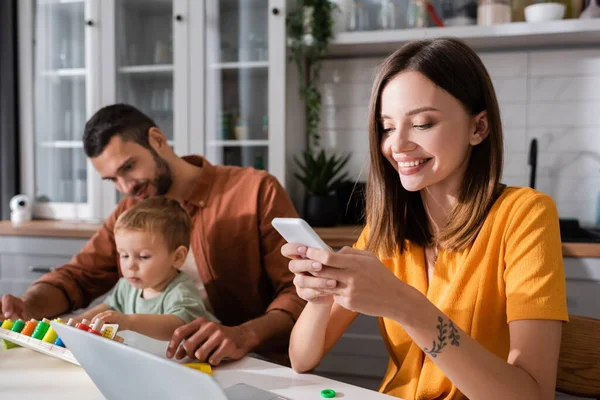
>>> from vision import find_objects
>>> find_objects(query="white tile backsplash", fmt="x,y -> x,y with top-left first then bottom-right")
500,103 -> 528,128
319,47 -> 600,225
529,127 -> 600,153
503,129 -> 528,152
537,152 -> 600,178
529,49 -> 600,77
479,52 -> 528,77
321,106 -> 369,131
321,129 -> 369,152
503,153 -> 529,176
503,175 -> 528,188
528,102 -> 600,128
492,77 -> 528,103
320,58 -> 380,83
536,177 -> 600,204
322,82 -> 373,107
346,152 -> 371,181
529,76 -> 600,102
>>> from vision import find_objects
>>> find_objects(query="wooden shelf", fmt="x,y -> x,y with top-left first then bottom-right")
328,19 -> 600,58
0,220 -> 98,239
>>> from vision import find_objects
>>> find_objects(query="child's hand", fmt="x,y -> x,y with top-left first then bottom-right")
93,310 -> 130,331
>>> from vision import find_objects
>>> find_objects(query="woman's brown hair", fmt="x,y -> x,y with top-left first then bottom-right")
365,38 -> 504,257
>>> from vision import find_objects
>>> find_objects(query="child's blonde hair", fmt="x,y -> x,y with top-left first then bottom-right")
114,196 -> 191,252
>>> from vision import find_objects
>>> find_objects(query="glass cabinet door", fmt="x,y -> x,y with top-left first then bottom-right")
113,0 -> 176,202
204,0 -> 270,172
33,0 -> 90,218
114,0 -> 175,142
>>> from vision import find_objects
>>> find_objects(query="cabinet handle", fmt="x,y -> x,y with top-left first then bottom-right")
86,20 -> 94,26
272,8 -> 279,15
28,266 -> 55,274
174,14 -> 183,22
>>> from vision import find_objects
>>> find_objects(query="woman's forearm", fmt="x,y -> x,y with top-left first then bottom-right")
289,302 -> 333,372
390,286 -> 551,400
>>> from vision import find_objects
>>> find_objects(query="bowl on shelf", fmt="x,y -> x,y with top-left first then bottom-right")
524,2 -> 566,22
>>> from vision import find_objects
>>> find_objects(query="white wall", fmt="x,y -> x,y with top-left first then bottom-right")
318,48 -> 600,226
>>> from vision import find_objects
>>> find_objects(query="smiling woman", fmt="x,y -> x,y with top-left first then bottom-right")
284,38 -> 568,400
367,39 -> 504,257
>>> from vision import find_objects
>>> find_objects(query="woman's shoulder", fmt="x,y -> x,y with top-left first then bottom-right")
493,186 -> 557,217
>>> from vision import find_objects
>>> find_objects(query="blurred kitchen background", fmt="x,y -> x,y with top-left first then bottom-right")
0,1 -> 599,397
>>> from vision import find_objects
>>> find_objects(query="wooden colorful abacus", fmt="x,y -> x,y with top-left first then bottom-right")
0,317 -> 122,366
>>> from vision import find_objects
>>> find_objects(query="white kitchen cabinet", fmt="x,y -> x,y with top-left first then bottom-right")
18,0 -> 290,221
0,235 -> 107,312
564,257 -> 600,319
0,236 -> 85,296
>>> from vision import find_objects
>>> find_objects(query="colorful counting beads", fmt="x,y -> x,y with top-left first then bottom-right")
1,319 -> 14,330
21,319 -> 38,336
0,316 -> 125,365
11,319 -> 25,333
1,319 -> 16,349
3,319 -> 27,349
75,319 -> 91,331
31,318 -> 51,340
41,318 -> 66,343
88,319 -> 104,336
42,328 -> 58,343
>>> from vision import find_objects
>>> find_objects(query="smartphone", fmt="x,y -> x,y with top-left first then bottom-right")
271,217 -> 331,251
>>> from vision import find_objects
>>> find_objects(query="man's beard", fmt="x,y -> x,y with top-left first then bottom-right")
153,151 -> 173,195
129,150 -> 173,198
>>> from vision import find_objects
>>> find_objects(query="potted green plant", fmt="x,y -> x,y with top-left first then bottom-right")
294,149 -> 350,226
287,1 -> 351,226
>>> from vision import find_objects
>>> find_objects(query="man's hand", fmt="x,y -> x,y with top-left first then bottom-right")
0,294 -> 31,321
166,318 -> 251,365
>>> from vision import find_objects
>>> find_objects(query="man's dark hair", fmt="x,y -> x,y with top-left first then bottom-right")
83,104 -> 157,158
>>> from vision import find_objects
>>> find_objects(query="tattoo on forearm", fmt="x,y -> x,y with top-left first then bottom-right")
423,316 -> 461,358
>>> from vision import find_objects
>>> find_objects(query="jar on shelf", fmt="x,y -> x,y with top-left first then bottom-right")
440,0 -> 478,26
407,0 -> 428,28
478,0 -> 512,26
581,0 -> 600,18
512,0 -> 537,22
566,0 -> 584,18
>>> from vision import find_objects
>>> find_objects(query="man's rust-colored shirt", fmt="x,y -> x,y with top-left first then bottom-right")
36,156 -> 305,328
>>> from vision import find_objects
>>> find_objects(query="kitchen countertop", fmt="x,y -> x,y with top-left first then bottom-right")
0,220 -> 99,239
1,220 -> 600,258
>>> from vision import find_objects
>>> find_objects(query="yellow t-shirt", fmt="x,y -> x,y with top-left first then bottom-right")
354,187 -> 568,400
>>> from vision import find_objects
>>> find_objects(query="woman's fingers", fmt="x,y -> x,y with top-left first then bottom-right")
281,243 -> 307,259
293,273 -> 337,290
289,259 -> 323,274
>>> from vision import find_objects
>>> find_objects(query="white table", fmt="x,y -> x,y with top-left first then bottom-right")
0,346 -> 396,399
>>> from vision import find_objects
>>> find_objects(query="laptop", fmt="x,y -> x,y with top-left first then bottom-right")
51,322 -> 287,400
